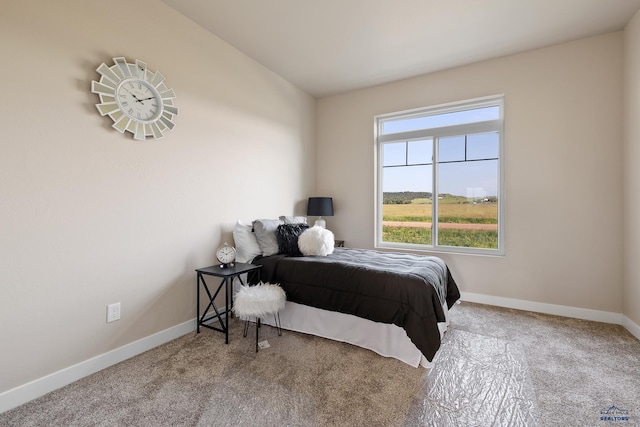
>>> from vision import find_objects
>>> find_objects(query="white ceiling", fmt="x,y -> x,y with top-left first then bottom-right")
163,0 -> 640,97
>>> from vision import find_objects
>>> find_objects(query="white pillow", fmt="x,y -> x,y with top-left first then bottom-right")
232,220 -> 262,263
298,226 -> 335,256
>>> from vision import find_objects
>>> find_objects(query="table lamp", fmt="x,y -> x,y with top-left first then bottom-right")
307,197 -> 334,228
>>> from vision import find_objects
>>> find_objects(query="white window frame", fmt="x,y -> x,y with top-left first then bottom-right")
374,95 -> 505,256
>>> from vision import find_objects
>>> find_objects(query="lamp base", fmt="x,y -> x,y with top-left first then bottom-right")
314,217 -> 326,228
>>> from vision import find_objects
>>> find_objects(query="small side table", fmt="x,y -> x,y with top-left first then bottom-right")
335,239 -> 345,247
195,263 -> 262,344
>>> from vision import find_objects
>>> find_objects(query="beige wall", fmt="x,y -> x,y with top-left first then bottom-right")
318,33 -> 624,313
2,0 -> 637,403
624,11 -> 640,326
0,1 -> 316,394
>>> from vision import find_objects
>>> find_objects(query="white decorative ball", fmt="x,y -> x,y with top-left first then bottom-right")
298,226 -> 335,256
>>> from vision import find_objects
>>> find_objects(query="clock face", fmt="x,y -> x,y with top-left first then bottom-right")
116,79 -> 162,123
91,57 -> 178,140
217,245 -> 236,264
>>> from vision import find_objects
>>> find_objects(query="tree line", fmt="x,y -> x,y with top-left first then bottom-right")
383,192 -> 432,204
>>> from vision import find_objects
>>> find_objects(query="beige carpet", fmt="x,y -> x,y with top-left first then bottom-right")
1,301 -> 638,426
404,329 -> 539,426
451,302 -> 640,426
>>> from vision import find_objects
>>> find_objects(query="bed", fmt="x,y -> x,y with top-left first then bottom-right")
233,219 -> 461,367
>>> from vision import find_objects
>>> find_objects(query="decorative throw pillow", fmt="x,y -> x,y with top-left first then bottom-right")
253,219 -> 284,256
276,223 -> 309,256
279,215 -> 308,225
233,220 -> 262,263
298,226 -> 335,256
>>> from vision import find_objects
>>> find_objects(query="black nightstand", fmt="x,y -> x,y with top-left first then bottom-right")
195,263 -> 262,344
335,240 -> 345,247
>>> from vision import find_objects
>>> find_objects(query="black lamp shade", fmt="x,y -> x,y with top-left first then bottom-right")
307,197 -> 334,217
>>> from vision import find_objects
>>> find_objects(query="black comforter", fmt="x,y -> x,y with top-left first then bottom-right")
250,247 -> 460,362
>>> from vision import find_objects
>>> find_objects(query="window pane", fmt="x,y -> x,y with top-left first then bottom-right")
381,105 -> 499,134
438,135 -> 465,162
382,165 -> 432,193
436,160 -> 498,249
467,132 -> 499,160
382,142 -> 406,167
407,139 -> 432,165
382,164 -> 432,245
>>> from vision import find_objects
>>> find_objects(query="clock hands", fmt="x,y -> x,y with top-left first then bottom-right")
131,94 -> 153,104
131,93 -> 155,104
121,86 -> 154,103
125,90 -> 143,103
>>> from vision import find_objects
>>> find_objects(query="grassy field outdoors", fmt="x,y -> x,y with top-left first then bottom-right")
382,196 -> 498,248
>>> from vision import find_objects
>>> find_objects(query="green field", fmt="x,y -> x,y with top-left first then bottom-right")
382,195 -> 498,249
383,204 -> 497,224
383,226 -> 498,249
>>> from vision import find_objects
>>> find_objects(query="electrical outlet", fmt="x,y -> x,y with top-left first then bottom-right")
107,302 -> 121,323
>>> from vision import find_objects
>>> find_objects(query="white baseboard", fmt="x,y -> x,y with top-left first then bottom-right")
3,296 -> 640,415
460,291 -> 626,325
623,315 -> 640,341
0,319 -> 196,414
461,291 -> 640,341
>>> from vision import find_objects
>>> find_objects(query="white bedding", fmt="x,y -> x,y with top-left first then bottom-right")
262,300 -> 450,368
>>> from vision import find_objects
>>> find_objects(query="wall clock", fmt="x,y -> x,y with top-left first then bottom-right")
91,57 -> 178,140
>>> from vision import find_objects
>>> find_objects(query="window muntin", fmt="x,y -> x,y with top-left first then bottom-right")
376,97 -> 504,255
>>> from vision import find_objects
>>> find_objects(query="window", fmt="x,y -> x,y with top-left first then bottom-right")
375,96 -> 504,255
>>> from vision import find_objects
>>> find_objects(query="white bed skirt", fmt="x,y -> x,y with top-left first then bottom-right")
261,300 -> 450,368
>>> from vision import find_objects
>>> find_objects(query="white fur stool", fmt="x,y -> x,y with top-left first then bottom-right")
233,283 -> 286,352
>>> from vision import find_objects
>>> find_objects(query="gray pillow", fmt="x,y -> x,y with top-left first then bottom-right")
253,219 -> 283,256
